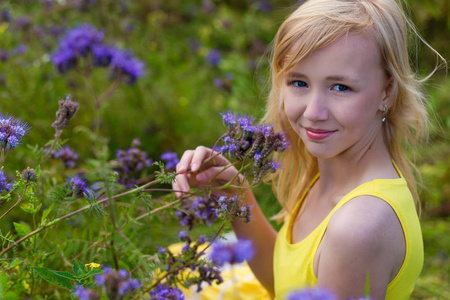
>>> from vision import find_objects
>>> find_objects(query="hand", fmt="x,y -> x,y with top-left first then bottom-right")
173,146 -> 243,198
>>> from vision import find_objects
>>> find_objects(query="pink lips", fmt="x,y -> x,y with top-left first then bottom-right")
304,127 -> 336,140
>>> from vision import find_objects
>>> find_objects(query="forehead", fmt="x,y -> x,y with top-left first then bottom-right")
283,31 -> 382,75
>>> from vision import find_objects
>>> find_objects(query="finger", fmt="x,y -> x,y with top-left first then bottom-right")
176,150 -> 195,174
173,174 -> 191,198
196,165 -> 238,184
190,146 -> 212,172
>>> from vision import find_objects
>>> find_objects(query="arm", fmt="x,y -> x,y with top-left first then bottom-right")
316,196 -> 405,300
173,146 -> 277,297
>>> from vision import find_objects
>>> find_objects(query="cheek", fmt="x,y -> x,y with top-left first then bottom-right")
283,91 -> 302,123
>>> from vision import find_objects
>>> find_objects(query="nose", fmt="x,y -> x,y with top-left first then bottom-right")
302,91 -> 329,121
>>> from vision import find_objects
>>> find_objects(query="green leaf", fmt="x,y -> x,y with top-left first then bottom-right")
41,203 -> 54,224
13,222 -> 30,238
7,258 -> 22,269
52,271 -> 77,280
73,260 -> 86,277
81,268 -> 103,279
20,203 -> 42,215
4,291 -> 20,300
0,273 -> 9,296
365,270 -> 371,297
35,165 -> 41,178
33,267 -> 73,290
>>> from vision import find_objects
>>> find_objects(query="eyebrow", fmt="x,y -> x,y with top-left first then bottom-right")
285,71 -> 360,83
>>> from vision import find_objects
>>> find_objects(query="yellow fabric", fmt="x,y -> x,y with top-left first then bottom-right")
166,242 -> 271,300
273,170 -> 423,300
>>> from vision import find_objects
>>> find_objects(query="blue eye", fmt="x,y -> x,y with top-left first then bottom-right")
332,84 -> 349,92
290,80 -> 308,88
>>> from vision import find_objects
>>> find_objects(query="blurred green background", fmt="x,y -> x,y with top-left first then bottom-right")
0,0 -> 449,298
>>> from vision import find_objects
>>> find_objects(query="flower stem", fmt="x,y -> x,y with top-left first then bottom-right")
0,182 -> 29,221
0,178 -> 161,256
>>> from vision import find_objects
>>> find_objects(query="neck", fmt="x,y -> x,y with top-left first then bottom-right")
315,128 -> 396,200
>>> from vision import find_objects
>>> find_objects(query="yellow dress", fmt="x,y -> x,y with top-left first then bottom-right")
273,171 -> 423,299
168,239 -> 271,300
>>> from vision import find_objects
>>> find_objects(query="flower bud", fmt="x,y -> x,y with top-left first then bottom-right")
21,168 -> 38,182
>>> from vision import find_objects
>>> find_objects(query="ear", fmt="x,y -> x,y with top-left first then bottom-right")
379,77 -> 394,110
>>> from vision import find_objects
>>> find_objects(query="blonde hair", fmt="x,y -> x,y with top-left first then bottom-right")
262,0 -> 445,222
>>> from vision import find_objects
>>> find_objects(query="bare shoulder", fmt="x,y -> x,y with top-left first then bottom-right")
329,195 -> 402,243
325,195 -> 404,257
317,196 -> 405,298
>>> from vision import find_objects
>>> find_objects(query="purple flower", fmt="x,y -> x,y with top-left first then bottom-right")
202,0 -> 216,13
0,114 -> 30,152
67,175 -> 94,199
206,49 -> 221,67
110,49 -> 145,84
114,139 -> 152,187
74,285 -> 90,300
209,239 -> 254,266
150,284 -> 185,300
178,230 -> 189,241
118,269 -> 128,278
270,161 -> 282,172
53,146 -> 79,168
95,274 -> 105,286
10,45 -> 27,55
0,171 -> 13,193
214,78 -> 223,88
119,278 -> 141,295
39,0 -> 55,9
176,195 -> 219,230
255,0 -> 273,13
58,24 -> 104,57
160,151 -> 179,170
220,111 -> 236,128
0,49 -> 9,62
286,288 -> 338,300
15,16 -> 31,29
51,49 -> 77,74
0,9 -> 12,23
92,44 -> 117,67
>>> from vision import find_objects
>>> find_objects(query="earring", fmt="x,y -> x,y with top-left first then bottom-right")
381,104 -> 387,123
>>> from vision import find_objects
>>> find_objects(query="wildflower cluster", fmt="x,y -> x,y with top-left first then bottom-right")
206,49 -> 221,67
52,146 -> 79,168
160,151 -> 179,170
51,23 -> 145,84
209,238 -> 254,266
176,194 -> 252,230
150,284 -> 185,300
67,175 -> 94,199
216,195 -> 252,223
74,267 -> 141,300
74,285 -> 100,300
175,194 -> 219,230
217,111 -> 287,185
0,170 -> 12,193
157,231 -> 223,293
214,72 -> 234,93
95,267 -> 141,297
0,45 -> 26,62
286,288 -> 338,300
113,138 -> 152,188
0,113 -> 30,153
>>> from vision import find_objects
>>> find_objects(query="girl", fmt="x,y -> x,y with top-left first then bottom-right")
173,0 -> 444,299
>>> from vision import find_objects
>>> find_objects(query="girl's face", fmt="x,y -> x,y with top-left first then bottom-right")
283,32 -> 391,160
